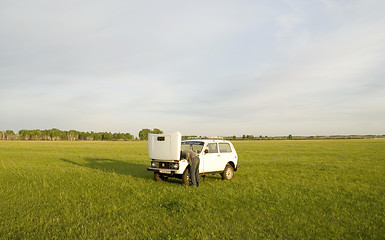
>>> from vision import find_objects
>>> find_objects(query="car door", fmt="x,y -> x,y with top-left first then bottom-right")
202,142 -> 222,173
181,141 -> 205,173
218,142 -> 236,167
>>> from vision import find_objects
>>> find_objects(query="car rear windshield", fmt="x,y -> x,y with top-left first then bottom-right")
181,141 -> 204,153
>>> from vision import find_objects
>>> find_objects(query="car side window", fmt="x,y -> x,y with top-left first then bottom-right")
219,143 -> 232,153
207,143 -> 218,153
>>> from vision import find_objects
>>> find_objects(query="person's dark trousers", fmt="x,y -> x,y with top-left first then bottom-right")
189,156 -> 200,186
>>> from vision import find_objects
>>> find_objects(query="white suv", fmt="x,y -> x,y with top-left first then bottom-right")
147,132 -> 239,185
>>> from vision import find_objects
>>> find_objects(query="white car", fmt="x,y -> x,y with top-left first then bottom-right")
147,132 -> 239,185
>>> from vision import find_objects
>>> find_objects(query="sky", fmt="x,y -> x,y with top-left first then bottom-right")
1,0 -> 385,137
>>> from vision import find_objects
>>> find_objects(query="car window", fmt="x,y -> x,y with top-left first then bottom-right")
219,143 -> 232,153
207,143 -> 218,153
181,141 -> 204,153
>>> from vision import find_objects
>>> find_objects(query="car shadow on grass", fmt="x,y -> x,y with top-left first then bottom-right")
60,158 -> 152,180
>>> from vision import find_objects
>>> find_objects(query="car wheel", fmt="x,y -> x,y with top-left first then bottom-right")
222,164 -> 234,180
181,167 -> 190,185
154,172 -> 168,181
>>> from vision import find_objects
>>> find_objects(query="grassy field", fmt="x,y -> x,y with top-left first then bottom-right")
1,139 -> 385,239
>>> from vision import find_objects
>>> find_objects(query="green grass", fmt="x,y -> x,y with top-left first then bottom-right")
1,139 -> 385,239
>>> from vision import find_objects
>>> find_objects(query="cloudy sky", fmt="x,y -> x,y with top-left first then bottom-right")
1,0 -> 385,137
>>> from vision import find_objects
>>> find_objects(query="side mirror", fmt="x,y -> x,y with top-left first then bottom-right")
204,149 -> 209,154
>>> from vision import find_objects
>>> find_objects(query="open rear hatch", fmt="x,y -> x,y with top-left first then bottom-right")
148,132 -> 181,161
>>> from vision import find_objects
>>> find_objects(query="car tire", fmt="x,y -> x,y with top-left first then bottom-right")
154,172 -> 168,181
181,167 -> 190,185
222,164 -> 234,180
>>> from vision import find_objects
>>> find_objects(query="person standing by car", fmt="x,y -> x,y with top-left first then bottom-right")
181,150 -> 200,186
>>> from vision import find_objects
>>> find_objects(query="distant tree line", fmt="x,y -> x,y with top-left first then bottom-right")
221,134 -> 385,140
184,134 -> 385,141
0,129 -> 134,141
1,129 -> 384,141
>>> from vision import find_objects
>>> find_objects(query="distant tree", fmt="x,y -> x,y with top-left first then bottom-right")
152,128 -> 163,134
102,132 -> 113,141
88,131 -> 95,141
48,128 -> 62,141
67,130 -> 78,141
5,130 -> 15,140
139,129 -> 152,140
85,132 -> 94,141
112,132 -> 125,140
58,130 -> 67,140
94,132 -> 103,141
18,130 -> 30,140
123,133 -> 133,140
31,129 -> 42,140
41,130 -> 49,140
139,128 -> 163,140
78,132 -> 85,140
288,134 -> 293,140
